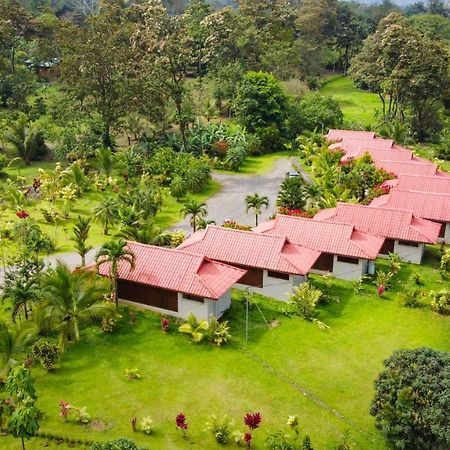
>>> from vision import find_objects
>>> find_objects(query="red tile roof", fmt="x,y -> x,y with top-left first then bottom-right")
314,203 -> 440,244
254,215 -> 384,260
326,129 -> 375,142
375,160 -> 439,177
330,138 -> 394,154
177,226 -> 321,275
393,175 -> 450,194
370,190 -> 450,222
96,242 -> 245,300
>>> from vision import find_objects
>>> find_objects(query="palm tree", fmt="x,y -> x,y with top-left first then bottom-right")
181,199 -> 207,233
5,117 -> 44,166
96,147 -> 115,176
63,162 -> 87,196
95,239 -> 136,308
117,222 -> 165,245
41,263 -> 113,350
94,197 -> 118,236
0,321 -> 36,377
71,216 -> 93,267
245,193 -> 269,226
1,278 -> 39,322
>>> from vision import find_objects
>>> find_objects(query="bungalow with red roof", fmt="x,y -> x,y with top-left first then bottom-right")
326,129 -> 375,142
96,242 -> 245,320
254,215 -> 385,280
374,160 -> 441,177
177,226 -> 321,301
371,190 -> 450,243
314,203 -> 441,264
383,174 -> 450,194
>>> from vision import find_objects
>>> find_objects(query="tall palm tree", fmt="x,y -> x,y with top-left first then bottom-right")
245,193 -> 269,226
95,239 -> 136,308
0,321 -> 35,377
94,197 -> 118,235
117,222 -> 165,245
5,117 -> 43,166
71,216 -> 92,267
181,200 -> 207,233
41,263 -> 113,350
1,278 -> 39,322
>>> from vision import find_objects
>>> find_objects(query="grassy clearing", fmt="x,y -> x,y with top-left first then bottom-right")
1,251 -> 448,450
319,76 -> 380,127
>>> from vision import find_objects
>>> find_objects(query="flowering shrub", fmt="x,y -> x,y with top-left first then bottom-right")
377,285 -> 385,296
140,417 -> 154,435
59,400 -> 71,421
233,430 -> 246,446
222,219 -> 252,231
76,406 -> 91,424
175,412 -> 188,437
125,368 -> 141,381
161,316 -> 170,333
277,207 -> 313,218
286,415 -> 299,429
244,412 -> 262,430
16,210 -> 29,219
244,432 -> 253,447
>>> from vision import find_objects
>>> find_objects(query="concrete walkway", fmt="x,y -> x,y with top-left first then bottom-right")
174,156 -> 302,233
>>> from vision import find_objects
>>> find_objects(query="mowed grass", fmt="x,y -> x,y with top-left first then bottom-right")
320,76 -> 380,127
1,161 -> 221,258
1,252 -> 449,450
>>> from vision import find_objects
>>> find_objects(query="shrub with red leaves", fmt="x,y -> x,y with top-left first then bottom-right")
278,207 -> 313,218
377,285 -> 385,296
244,432 -> 253,447
161,317 -> 170,333
59,400 -> 71,421
176,412 -> 188,430
244,412 -> 261,430
16,210 -> 29,219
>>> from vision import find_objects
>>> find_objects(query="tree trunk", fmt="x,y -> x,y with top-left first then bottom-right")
112,276 -> 118,308
81,253 -> 86,267
21,437 -> 25,450
24,302 -> 28,320
102,123 -> 113,149
104,224 -> 109,236
255,214 -> 259,227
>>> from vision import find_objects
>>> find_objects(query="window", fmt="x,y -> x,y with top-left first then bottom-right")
267,271 -> 290,280
183,294 -> 204,303
337,256 -> 359,265
397,240 -> 419,247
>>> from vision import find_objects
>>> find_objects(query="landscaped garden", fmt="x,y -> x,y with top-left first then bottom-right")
0,251 -> 449,450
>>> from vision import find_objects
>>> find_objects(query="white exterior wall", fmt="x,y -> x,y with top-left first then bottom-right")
234,270 -> 306,301
440,223 -> 450,244
119,289 -> 232,321
332,256 -> 368,280
393,241 -> 424,264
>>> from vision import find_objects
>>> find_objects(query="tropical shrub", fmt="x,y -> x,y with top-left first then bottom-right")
140,417 -> 154,435
125,368 -> 141,381
90,437 -> 146,450
222,219 -> 252,231
100,317 -> 118,333
75,407 -> 91,424
0,154 -> 8,178
430,290 -> 450,315
208,316 -> 231,346
244,412 -> 262,430
296,93 -> 343,132
388,253 -> 402,275
206,414 -> 234,444
31,341 -> 59,371
440,249 -> 450,276
286,283 -> 323,321
371,348 -> 450,450
401,286 -> 424,308
178,314 -> 209,343
277,177 -> 307,210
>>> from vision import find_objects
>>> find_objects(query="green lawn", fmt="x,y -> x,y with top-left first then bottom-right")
1,252 -> 449,450
319,76 -> 380,127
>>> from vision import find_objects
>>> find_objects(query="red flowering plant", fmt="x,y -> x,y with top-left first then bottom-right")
244,432 -> 253,448
377,285 -> 385,297
244,412 -> 261,430
59,400 -> 71,421
176,412 -> 188,438
16,210 -> 29,219
277,207 -> 313,218
161,316 -> 170,333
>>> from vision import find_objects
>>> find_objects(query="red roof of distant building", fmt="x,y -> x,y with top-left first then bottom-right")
177,226 -> 321,275
254,215 -> 384,260
370,190 -> 450,222
96,242 -> 245,300
392,175 -> 450,194
330,138 -> 394,154
326,129 -> 375,142
375,160 -> 439,177
314,203 -> 440,244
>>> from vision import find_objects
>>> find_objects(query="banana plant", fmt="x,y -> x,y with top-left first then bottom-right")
178,313 -> 209,343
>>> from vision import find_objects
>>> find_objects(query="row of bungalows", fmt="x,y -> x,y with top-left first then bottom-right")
326,129 -> 450,244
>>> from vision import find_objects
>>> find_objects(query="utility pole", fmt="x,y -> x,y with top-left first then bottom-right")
245,288 -> 249,344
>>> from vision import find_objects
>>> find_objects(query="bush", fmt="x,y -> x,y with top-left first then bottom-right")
140,417 -> 154,435
440,249 -> 450,276
91,437 -> 146,450
430,290 -> 450,315
125,368 -> 141,381
0,153 -> 8,177
401,286 -> 424,308
255,125 -> 285,154
286,283 -> 323,321
206,414 -> 234,444
370,348 -> 450,449
208,316 -> 231,346
32,341 -> 59,371
277,177 -> 307,210
296,93 -> 343,132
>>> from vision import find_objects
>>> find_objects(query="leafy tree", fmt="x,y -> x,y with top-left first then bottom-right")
0,322 -> 35,377
277,177 -> 307,211
5,116 -> 47,166
371,348 -> 450,450
95,239 -> 136,308
296,93 -> 343,132
71,216 -> 92,267
234,71 -> 289,135
94,197 -> 118,236
4,365 -> 40,450
181,199 -> 208,233
245,193 -> 269,226
41,263 -> 113,350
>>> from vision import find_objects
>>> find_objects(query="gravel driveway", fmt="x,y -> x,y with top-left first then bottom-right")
174,156 -> 304,232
